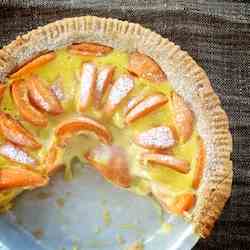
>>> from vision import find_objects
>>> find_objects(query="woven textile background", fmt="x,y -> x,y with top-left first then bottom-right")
0,1 -> 250,249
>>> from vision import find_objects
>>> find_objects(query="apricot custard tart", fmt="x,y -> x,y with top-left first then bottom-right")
0,16 -> 232,238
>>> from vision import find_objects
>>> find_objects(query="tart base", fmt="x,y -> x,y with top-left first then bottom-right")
0,16 -> 232,238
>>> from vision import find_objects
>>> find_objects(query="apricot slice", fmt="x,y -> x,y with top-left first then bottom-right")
12,80 -> 48,127
128,52 -> 167,83
0,112 -> 41,149
55,116 -> 112,145
192,136 -> 206,189
134,126 -> 175,150
171,92 -> 193,142
103,75 -> 134,116
124,93 -> 147,116
27,75 -> 64,115
95,65 -> 115,108
69,42 -> 113,56
85,144 -> 132,188
10,52 -> 56,79
0,168 -> 48,190
174,192 -> 196,214
141,152 -> 190,174
125,93 -> 168,124
78,63 -> 97,112
0,142 -> 37,166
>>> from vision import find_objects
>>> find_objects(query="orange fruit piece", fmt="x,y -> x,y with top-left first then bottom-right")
134,126 -> 175,150
27,75 -> 64,115
95,65 -> 115,108
171,92 -> 194,142
0,112 -> 41,149
10,52 -> 56,79
85,144 -> 132,188
69,42 -> 113,56
192,136 -> 206,189
141,152 -> 190,174
12,79 -> 48,127
128,52 -> 167,83
0,168 -> 48,190
151,183 -> 196,215
0,142 -> 37,166
124,93 -> 147,116
0,83 -> 6,102
55,116 -> 112,145
153,148 -> 173,155
125,93 -> 168,124
78,63 -> 97,112
103,75 -> 134,116
174,192 -> 196,214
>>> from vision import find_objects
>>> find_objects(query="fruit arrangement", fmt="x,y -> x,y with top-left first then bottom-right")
0,42 -> 204,217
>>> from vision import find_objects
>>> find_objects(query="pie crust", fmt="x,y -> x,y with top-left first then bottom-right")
0,16 -> 232,238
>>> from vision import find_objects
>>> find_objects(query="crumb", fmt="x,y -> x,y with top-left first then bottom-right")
101,199 -> 107,205
64,163 -> 73,181
125,241 -> 144,250
94,226 -> 102,234
32,228 -> 44,239
160,222 -> 172,234
120,224 -> 136,230
116,234 -> 125,245
151,199 -> 164,222
56,197 -> 65,208
103,208 -> 111,226
36,191 -> 53,200
16,217 -> 23,225
72,242 -> 79,250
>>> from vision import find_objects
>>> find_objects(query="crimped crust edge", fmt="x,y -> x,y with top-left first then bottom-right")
0,16 -> 232,238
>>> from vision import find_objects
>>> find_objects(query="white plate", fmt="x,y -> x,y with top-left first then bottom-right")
0,163 -> 199,250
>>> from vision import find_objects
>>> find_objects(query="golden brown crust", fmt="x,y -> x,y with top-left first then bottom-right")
0,16 -> 232,237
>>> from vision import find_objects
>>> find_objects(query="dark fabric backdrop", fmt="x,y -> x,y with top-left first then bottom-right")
0,1 -> 249,249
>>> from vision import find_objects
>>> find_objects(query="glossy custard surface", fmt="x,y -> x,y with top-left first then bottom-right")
0,47 -> 201,211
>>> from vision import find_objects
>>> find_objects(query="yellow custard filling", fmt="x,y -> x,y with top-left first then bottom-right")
0,47 -> 201,211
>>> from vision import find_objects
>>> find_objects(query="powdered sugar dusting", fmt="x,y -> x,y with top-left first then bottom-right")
142,153 -> 189,173
126,94 -> 167,123
33,88 -> 50,111
50,78 -> 64,101
124,94 -> 145,115
136,95 -> 164,111
96,68 -> 109,93
0,143 -> 37,166
136,126 -> 175,149
108,75 -> 134,106
95,67 -> 113,105
80,63 -> 96,108
10,128 -> 30,146
1,115 -> 37,148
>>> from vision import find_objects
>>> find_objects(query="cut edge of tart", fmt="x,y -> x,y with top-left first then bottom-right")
0,16 -> 232,239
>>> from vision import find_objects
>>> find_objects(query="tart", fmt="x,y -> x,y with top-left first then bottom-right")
0,16 -> 232,238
